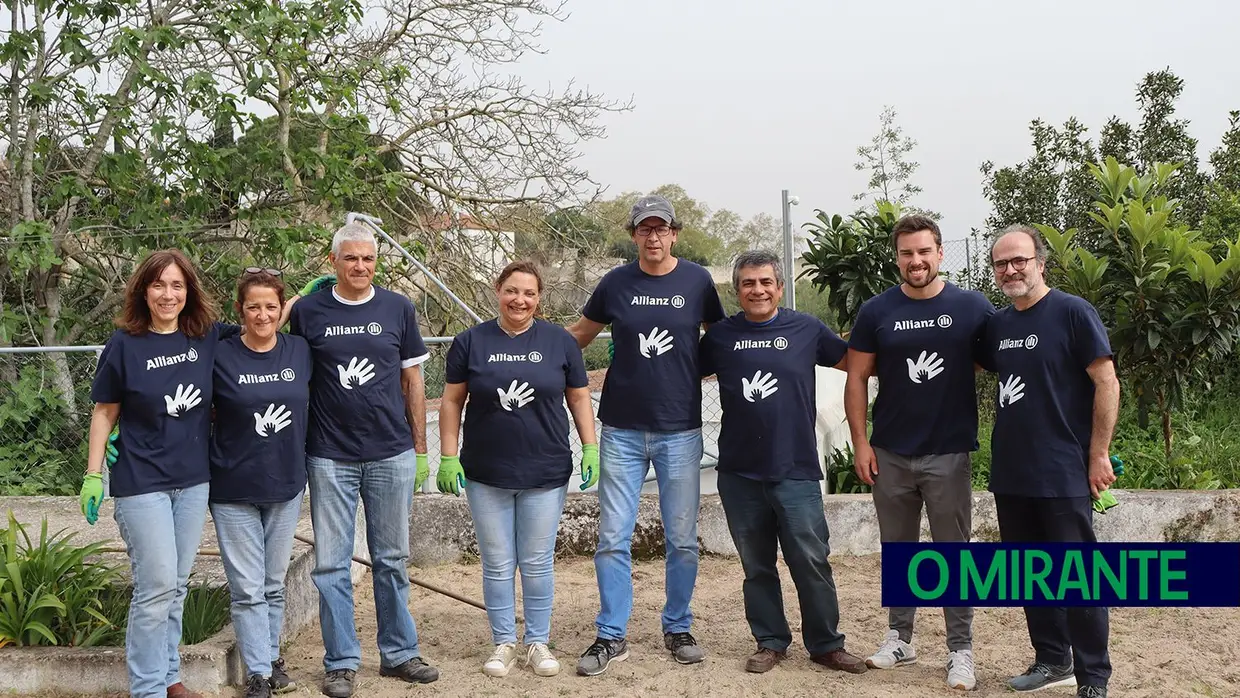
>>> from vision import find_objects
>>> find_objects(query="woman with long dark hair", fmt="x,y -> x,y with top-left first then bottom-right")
80,249 -> 232,698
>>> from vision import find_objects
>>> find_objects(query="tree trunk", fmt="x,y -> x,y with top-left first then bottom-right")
1156,387 -> 1173,461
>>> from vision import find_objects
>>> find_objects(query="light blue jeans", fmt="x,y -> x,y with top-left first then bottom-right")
210,495 -> 303,678
306,448 -> 420,672
466,481 -> 568,645
113,483 -> 210,698
594,425 -> 703,640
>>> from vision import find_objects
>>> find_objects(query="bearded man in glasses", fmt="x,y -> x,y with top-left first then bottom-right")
980,225 -> 1120,698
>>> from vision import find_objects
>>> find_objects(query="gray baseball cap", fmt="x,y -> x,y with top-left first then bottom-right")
629,195 -> 675,227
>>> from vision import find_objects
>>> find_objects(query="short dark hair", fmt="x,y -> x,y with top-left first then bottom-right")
237,270 -> 286,307
732,250 -> 784,290
891,214 -> 942,249
118,249 -> 219,338
991,224 -> 1048,263
495,260 -> 544,293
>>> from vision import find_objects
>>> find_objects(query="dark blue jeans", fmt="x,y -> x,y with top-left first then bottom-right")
717,471 -> 846,656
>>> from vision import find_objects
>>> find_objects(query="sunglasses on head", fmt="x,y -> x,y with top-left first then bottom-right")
243,267 -> 283,277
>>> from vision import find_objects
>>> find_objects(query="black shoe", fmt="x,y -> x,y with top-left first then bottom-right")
1078,687 -> 1107,698
576,637 -> 629,676
269,658 -> 295,694
1008,661 -> 1076,691
664,632 -> 705,664
244,674 -> 271,698
321,668 -> 355,698
379,656 -> 440,684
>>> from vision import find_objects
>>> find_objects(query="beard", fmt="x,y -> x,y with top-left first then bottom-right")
902,264 -> 938,288
1000,276 -> 1034,298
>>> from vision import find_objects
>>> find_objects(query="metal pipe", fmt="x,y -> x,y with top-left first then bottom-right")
346,211 -> 486,325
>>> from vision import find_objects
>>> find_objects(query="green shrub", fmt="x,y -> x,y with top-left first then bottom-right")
180,580 -> 231,645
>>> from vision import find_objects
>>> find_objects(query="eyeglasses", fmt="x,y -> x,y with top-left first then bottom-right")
992,256 -> 1034,273
243,267 -> 283,277
635,225 -> 673,237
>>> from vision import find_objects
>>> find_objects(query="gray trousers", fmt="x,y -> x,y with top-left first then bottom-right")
873,447 -> 974,651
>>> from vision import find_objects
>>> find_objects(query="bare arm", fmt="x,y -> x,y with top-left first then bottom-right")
566,386 -> 597,446
279,294 -> 300,329
438,382 -> 468,458
1086,357 -> 1121,497
401,365 -> 427,453
86,403 -> 120,475
567,316 -> 606,349
844,349 -> 878,485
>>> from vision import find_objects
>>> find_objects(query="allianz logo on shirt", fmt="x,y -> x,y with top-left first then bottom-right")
487,351 -> 543,363
892,314 -> 953,331
324,322 -> 383,337
733,337 -> 789,351
238,369 -> 296,384
146,348 -> 199,371
630,294 -> 686,308
998,334 -> 1040,351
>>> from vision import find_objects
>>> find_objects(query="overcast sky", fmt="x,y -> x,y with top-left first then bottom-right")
513,0 -> 1240,240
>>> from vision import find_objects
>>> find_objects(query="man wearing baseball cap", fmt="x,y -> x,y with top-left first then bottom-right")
567,194 -> 726,676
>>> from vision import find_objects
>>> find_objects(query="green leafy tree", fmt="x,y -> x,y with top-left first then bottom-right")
1039,157 -> 1240,462
852,106 -> 934,217
798,201 -> 902,331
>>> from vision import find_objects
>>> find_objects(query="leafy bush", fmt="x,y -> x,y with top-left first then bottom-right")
799,201 -> 902,330
824,443 -> 871,495
0,513 -> 124,647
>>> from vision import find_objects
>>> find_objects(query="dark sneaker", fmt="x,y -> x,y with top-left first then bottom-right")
380,656 -> 440,684
269,658 -> 295,694
1008,661 -> 1076,691
664,632 -> 705,664
244,674 -> 271,698
745,647 -> 786,673
321,668 -> 355,698
1078,687 -> 1107,698
576,637 -> 629,676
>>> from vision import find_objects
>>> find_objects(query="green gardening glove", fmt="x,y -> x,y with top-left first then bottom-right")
607,340 -> 614,362
80,473 -> 104,525
415,453 -> 429,491
105,427 -> 119,469
580,443 -> 599,491
436,455 -> 466,496
299,274 -> 336,296
1092,455 -> 1125,514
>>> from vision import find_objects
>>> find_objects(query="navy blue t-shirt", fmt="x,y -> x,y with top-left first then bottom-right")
582,260 -> 726,432
444,319 -> 588,489
289,285 -> 430,461
849,283 -> 995,456
91,323 -> 238,497
981,289 -> 1112,498
208,333 -> 312,504
700,309 -> 849,482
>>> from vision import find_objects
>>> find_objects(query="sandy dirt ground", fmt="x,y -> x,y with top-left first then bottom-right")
37,554 -> 1240,698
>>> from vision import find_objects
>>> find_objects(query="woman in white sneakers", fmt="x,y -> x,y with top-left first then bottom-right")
437,260 -> 598,678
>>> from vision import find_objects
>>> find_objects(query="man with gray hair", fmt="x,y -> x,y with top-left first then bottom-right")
286,222 -> 438,696
698,250 -> 867,676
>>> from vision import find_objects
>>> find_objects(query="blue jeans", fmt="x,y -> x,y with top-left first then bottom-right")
466,481 -> 567,645
211,495 -> 303,678
716,471 -> 846,656
594,425 -> 702,640
113,483 -> 210,698
307,448 -> 420,671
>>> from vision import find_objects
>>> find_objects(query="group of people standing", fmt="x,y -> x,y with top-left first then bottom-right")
76,194 -> 1118,698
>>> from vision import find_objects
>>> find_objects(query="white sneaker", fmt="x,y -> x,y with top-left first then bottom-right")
947,649 -> 977,690
866,629 -> 917,669
483,643 -> 519,677
525,642 -> 560,677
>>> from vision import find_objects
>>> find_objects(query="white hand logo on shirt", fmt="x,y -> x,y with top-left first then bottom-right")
253,403 -> 293,437
638,327 -> 674,358
337,357 -> 376,390
741,370 -> 779,402
906,350 -> 945,384
999,374 -> 1026,407
163,383 -> 202,417
497,379 -> 535,411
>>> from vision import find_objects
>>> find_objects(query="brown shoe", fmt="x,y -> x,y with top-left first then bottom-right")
166,683 -> 204,698
811,648 -> 868,674
745,647 -> 786,673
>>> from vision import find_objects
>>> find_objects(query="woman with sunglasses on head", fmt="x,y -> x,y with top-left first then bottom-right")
208,268 -> 312,698
81,250 -> 235,698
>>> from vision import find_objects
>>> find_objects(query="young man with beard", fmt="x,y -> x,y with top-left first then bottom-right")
567,194 -> 726,676
700,250 -> 868,676
844,215 -> 995,690
983,225 -> 1119,698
